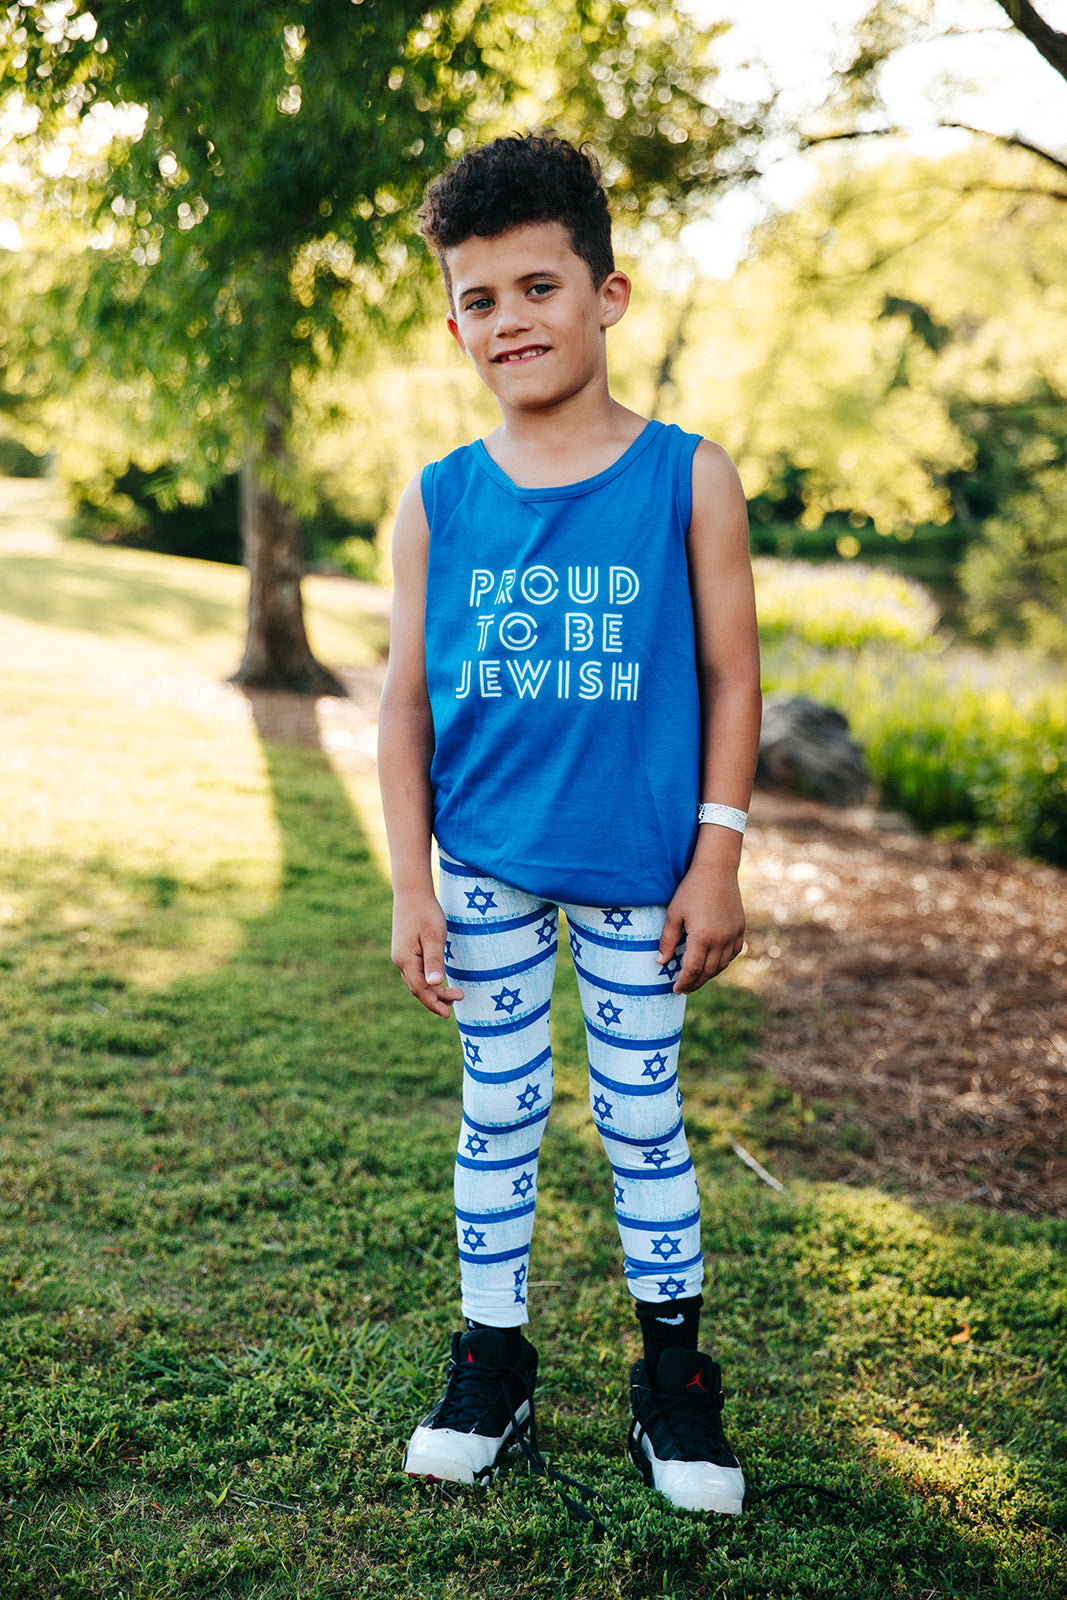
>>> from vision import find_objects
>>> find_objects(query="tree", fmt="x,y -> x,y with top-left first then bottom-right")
815,0 -> 1067,188
1,0 -> 764,693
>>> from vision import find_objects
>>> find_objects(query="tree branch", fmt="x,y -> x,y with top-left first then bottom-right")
940,123 -> 1067,180
800,122 -> 1067,186
993,0 -> 1067,83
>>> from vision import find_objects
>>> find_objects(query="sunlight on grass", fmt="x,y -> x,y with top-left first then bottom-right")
0,478 -> 388,683
1,495 -> 1065,1598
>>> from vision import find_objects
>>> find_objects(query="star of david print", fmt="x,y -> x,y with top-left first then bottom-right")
516,1082 -> 542,1112
464,1038 -> 482,1066
614,1180 -> 625,1205
444,939 -> 454,961
602,908 -> 633,930
491,985 -> 522,1015
650,1233 -> 682,1260
512,1171 -> 535,1199
462,1225 -> 486,1251
642,1146 -> 670,1169
657,1276 -> 687,1299
465,885 -> 496,916
592,1093 -> 613,1121
535,917 -> 555,946
641,1052 -> 669,1080
568,929 -> 583,961
464,1132 -> 488,1157
596,999 -> 623,1027
658,952 -> 683,979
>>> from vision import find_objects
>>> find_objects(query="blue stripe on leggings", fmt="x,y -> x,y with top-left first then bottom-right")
572,954 -> 676,998
458,997 -> 552,1038
448,906 -> 554,938
566,917 -> 664,953
583,1018 -> 683,1051
456,1200 -> 536,1224
612,1157 -> 694,1182
625,1250 -> 703,1278
596,1115 -> 685,1149
616,1209 -> 700,1234
455,1145 -> 541,1173
465,1044 -> 553,1087
448,942 -> 556,985
589,1062 -> 676,1098
458,1243 -> 530,1266
462,1106 -> 550,1137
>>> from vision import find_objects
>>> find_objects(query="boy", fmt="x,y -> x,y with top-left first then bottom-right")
377,134 -> 761,1517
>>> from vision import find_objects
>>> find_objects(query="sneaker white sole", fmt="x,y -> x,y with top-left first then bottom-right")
637,1434 -> 745,1515
403,1400 -> 531,1486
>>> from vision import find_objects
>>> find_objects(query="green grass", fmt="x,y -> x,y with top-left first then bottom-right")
1,497 -> 1065,1597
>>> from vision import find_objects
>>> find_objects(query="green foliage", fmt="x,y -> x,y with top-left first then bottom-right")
0,432 -> 46,476
761,630 -> 1067,865
754,557 -> 940,651
73,464 -> 376,571
1,620 -> 1065,1596
648,145 -> 1067,645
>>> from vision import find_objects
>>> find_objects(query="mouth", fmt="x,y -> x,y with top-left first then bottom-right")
492,345 -> 549,364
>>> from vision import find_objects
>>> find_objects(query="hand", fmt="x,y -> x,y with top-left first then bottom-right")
391,889 -> 465,1018
657,864 -> 746,994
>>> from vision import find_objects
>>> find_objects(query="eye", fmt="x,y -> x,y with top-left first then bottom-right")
529,282 -> 555,298
464,296 -> 493,313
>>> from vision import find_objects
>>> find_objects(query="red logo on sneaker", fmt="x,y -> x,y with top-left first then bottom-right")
465,1351 -> 475,1363
686,1371 -> 705,1391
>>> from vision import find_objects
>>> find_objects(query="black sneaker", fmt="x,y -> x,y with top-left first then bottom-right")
628,1347 -> 745,1514
404,1328 -> 538,1486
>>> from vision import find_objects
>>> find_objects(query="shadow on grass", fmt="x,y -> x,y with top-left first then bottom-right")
0,706 -> 1064,1598
0,551 -> 242,644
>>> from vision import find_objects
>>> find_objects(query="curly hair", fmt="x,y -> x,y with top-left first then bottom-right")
418,133 -> 614,306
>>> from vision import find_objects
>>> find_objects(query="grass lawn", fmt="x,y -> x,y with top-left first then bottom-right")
1,485 -> 1065,1598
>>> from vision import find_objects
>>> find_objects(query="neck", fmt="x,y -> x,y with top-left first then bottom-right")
493,386 -> 636,455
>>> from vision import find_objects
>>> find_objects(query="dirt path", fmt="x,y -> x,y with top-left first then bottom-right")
741,792 -> 1067,1216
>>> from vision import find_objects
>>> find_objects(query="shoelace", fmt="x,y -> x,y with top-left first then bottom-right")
447,1353 -> 616,1538
628,1384 -> 734,1466
432,1358 -> 845,1543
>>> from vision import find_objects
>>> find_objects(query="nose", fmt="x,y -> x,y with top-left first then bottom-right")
493,290 -> 532,338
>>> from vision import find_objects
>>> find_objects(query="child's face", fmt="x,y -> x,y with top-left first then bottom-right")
444,221 -> 630,415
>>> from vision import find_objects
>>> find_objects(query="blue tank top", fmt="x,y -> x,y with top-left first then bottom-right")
422,419 -> 702,905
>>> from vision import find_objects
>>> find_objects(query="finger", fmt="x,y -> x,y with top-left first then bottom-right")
411,974 -> 465,1019
674,938 -> 712,993
657,907 -> 685,966
422,932 -> 447,988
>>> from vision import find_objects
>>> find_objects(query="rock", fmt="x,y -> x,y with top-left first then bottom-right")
756,694 -> 870,807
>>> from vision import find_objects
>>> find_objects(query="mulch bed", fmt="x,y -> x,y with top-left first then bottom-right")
742,791 -> 1067,1217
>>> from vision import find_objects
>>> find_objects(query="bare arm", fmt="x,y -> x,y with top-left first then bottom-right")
377,476 -> 464,1018
659,439 -> 762,992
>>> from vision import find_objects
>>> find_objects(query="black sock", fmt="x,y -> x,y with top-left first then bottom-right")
465,1318 -> 525,1361
635,1294 -> 702,1377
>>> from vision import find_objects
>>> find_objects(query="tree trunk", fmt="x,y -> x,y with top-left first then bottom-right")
229,415 -> 347,697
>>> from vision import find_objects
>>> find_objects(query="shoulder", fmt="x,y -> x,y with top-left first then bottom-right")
688,437 -> 747,547
691,436 -> 744,504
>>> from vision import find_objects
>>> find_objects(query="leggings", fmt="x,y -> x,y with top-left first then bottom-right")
439,853 -> 703,1328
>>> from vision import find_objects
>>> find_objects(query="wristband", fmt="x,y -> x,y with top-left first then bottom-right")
697,802 -> 748,835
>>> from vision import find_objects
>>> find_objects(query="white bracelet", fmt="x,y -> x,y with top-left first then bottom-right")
697,802 -> 748,834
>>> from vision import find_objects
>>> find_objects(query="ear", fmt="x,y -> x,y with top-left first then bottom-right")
599,270 -> 632,329
446,315 -> 467,354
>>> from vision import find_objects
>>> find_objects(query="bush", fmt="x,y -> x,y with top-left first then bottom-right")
761,634 -> 1067,864
754,557 -> 940,651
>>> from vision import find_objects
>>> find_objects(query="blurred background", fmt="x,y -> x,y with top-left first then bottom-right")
1,0 -> 1064,859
